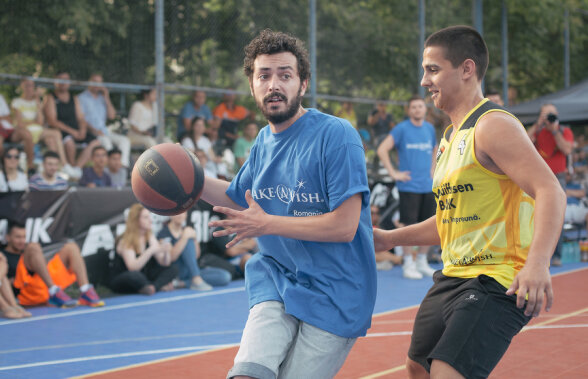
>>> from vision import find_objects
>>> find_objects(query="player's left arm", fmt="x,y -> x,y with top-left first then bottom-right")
475,112 -> 566,317
209,191 -> 362,248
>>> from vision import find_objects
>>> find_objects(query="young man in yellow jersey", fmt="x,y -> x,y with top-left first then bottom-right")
374,25 -> 566,379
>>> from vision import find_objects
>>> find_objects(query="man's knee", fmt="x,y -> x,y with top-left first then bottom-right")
60,242 -> 81,257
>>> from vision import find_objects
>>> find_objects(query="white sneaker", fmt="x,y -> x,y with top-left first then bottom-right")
403,261 -> 423,279
63,164 -> 82,179
416,254 -> 436,277
376,261 -> 394,271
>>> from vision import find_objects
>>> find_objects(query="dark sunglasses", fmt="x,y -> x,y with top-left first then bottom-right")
5,154 -> 19,159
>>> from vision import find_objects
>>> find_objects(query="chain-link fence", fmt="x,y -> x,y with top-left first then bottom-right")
1,0 -> 587,139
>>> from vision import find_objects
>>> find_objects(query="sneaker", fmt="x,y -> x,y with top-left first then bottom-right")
63,164 -> 82,179
48,289 -> 78,308
416,255 -> 437,277
403,261 -> 423,279
376,261 -> 394,271
78,286 -> 105,307
190,281 -> 213,291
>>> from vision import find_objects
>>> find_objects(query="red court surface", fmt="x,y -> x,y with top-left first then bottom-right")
82,266 -> 588,379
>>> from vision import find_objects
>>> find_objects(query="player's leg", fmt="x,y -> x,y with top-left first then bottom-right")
415,193 -> 437,277
228,301 -> 298,379
407,272 -> 451,377
57,242 -> 89,287
427,275 -> 531,378
398,192 -> 423,279
278,321 -> 356,379
22,243 -> 55,288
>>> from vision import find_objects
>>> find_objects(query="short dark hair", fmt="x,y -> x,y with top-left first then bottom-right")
43,151 -> 60,161
108,148 -> 122,157
7,220 -> 26,234
408,95 -> 425,106
92,146 -> 107,156
243,29 -> 310,82
425,25 -> 488,80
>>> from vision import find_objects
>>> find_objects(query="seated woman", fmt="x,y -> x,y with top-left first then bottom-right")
109,204 -> 178,295
157,212 -> 231,291
0,146 -> 29,192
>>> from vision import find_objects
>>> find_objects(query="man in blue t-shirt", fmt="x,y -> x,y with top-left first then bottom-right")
176,90 -> 213,141
377,95 -> 438,280
199,30 -> 376,379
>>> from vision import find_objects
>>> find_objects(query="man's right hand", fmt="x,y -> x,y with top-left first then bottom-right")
392,171 -> 411,182
373,227 -> 394,252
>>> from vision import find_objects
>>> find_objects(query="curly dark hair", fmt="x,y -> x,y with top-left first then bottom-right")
243,29 -> 310,82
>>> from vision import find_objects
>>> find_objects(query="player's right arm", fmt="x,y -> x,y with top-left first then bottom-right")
376,134 -> 410,182
201,176 -> 244,210
373,215 -> 440,252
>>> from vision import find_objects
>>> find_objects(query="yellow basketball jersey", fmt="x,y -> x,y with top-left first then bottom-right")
433,99 -> 535,289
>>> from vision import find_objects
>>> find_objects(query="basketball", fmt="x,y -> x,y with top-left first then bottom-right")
131,143 -> 205,216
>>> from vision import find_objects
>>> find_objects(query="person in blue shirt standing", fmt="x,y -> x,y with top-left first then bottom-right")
377,95 -> 438,280
200,29 -> 376,379
176,90 -> 213,141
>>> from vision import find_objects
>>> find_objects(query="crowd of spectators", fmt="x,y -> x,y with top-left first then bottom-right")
1,75 -> 587,316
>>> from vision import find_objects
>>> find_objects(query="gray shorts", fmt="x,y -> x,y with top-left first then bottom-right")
227,301 -> 356,379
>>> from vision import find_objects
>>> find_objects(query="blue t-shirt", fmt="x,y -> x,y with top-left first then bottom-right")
78,90 -> 109,134
176,102 -> 213,140
226,109 -> 377,338
390,119 -> 437,193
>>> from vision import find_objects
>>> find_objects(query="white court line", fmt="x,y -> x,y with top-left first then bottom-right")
0,286 -> 245,326
363,323 -> 588,339
0,343 -> 240,371
0,330 -> 244,354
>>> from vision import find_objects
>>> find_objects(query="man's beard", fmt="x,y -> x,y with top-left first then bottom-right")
256,86 -> 303,125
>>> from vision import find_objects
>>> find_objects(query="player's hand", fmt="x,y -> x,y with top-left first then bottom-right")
506,262 -> 553,318
373,227 -> 395,252
209,190 -> 269,248
393,171 -> 411,182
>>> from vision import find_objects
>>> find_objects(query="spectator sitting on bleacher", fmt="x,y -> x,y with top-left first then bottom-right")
0,93 -> 35,176
29,151 -> 69,191
0,252 -> 32,319
203,126 -> 231,179
44,72 -> 100,174
12,79 -> 80,179
212,91 -> 251,149
156,212 -> 231,290
181,116 -> 213,155
194,148 -> 220,179
109,203 -> 178,295
177,90 -> 214,141
232,122 -> 258,171
1,221 -> 104,308
104,148 -> 127,188
0,146 -> 28,192
79,146 -> 111,188
78,74 -> 131,168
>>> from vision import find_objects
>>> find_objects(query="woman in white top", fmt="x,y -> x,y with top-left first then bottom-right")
181,116 -> 212,154
0,146 -> 28,192
128,89 -> 157,149
12,79 -> 72,172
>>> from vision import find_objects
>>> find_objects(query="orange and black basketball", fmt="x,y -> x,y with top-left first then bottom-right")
131,143 -> 205,216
